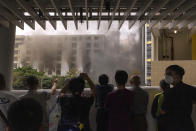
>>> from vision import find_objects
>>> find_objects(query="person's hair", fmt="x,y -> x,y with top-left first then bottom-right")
69,77 -> 85,96
160,79 -> 170,91
60,79 -> 71,94
115,70 -> 128,86
130,75 -> 141,86
166,65 -> 185,78
25,76 -> 39,90
98,74 -> 109,85
7,98 -> 43,131
0,73 -> 6,90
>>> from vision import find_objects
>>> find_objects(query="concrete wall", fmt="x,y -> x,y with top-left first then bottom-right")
10,87 -> 196,131
192,34 -> 196,60
151,60 -> 196,86
152,28 -> 195,61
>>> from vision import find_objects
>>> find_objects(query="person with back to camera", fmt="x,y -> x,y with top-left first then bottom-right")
20,75 -> 57,131
6,98 -> 43,131
151,80 -> 170,131
161,65 -> 196,131
130,75 -> 148,131
105,70 -> 134,131
57,73 -> 96,131
96,74 -> 114,131
0,73 -> 18,131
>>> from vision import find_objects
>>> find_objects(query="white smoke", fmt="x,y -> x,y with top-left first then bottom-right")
16,21 -> 143,84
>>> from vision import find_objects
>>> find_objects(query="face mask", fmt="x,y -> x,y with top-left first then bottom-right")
165,75 -> 174,84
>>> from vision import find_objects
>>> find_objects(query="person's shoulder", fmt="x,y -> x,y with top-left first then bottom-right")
107,90 -> 117,97
142,88 -> 149,96
40,91 -> 51,100
0,91 -> 18,100
96,84 -> 101,88
123,89 -> 134,96
107,84 -> 114,88
182,82 -> 194,88
154,92 -> 162,99
125,88 -> 133,93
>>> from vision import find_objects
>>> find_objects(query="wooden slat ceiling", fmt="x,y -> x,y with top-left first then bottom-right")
0,0 -> 195,30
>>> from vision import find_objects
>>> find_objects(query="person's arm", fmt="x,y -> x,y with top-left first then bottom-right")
59,81 -> 70,96
50,79 -> 58,95
151,95 -> 159,118
80,73 -> 96,97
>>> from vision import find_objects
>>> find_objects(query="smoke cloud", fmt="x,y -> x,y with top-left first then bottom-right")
16,21 -> 143,84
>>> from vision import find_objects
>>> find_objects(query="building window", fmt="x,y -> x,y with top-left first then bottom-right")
70,62 -> 76,68
14,63 -> 17,68
94,36 -> 99,40
14,50 -> 19,54
72,49 -> 77,55
94,49 -> 101,54
86,43 -> 91,48
56,70 -> 61,75
26,57 -> 30,61
57,56 -> 61,61
147,79 -> 151,86
15,38 -> 24,41
57,64 -> 61,69
71,56 -> 76,61
72,43 -> 77,48
72,37 -> 77,40
14,57 -> 18,61
48,70 -> 52,75
57,51 -> 62,57
86,36 -> 91,40
15,43 -> 19,48
94,43 -> 99,48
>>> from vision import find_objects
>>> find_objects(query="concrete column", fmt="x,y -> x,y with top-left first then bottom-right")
0,23 -> 16,90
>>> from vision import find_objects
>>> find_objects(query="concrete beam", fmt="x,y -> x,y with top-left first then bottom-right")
0,0 -> 34,29
50,0 -> 67,30
0,24 -> 16,89
16,0 -> 46,30
97,0 -> 105,29
118,0 -> 137,29
0,8 -> 24,29
108,0 -> 121,30
33,0 -> 56,30
129,0 -> 154,29
68,0 -> 78,30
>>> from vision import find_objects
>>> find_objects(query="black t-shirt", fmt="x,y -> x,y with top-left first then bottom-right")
59,95 -> 94,124
95,84 -> 114,108
162,82 -> 196,131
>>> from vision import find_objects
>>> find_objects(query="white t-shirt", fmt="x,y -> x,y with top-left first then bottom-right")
20,90 -> 51,131
0,91 -> 18,131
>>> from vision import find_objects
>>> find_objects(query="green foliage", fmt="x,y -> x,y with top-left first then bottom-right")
13,66 -> 82,90
64,68 -> 79,79
13,66 -> 44,90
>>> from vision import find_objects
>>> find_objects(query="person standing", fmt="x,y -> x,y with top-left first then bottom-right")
21,75 -> 57,131
161,65 -> 196,131
151,80 -> 170,131
0,73 -> 18,131
96,74 -> 114,131
130,75 -> 148,131
105,70 -> 134,131
57,73 -> 96,131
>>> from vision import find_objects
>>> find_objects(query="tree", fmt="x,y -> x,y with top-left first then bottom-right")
13,66 -> 45,90
12,67 -> 84,90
